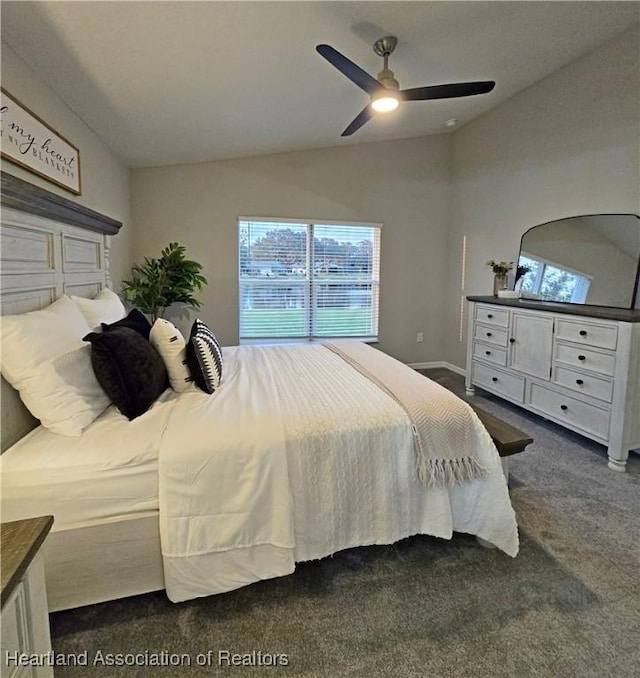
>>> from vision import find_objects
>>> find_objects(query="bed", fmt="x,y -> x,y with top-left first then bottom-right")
0,173 -> 519,611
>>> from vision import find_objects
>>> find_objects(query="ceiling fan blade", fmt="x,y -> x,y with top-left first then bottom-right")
401,81 -> 495,101
316,44 -> 381,95
342,106 -> 374,137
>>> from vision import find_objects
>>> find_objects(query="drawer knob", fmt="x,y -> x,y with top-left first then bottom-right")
576,379 -> 584,386
579,330 -> 587,336
492,377 -> 498,382
486,332 -> 492,337
560,405 -> 568,411
485,350 -> 491,355
578,355 -> 586,361
487,314 -> 493,319
509,338 -> 515,344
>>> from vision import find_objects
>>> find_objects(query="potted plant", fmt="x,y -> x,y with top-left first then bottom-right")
487,260 -> 514,296
122,242 -> 207,321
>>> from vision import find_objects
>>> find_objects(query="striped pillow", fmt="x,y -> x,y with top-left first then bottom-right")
186,319 -> 223,394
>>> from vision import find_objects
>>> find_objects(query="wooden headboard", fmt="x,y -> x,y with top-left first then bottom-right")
1,172 -> 122,450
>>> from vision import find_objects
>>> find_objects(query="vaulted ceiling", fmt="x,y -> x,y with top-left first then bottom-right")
2,1 -> 638,168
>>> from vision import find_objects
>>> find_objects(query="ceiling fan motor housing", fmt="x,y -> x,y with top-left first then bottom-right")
374,36 -> 400,90
376,68 -> 399,90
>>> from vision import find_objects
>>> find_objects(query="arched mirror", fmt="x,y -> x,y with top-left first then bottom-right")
516,214 -> 640,309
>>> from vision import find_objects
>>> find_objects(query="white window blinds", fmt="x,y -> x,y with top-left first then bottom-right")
239,219 -> 380,341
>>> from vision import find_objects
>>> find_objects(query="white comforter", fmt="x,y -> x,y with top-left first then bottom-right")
159,342 -> 518,603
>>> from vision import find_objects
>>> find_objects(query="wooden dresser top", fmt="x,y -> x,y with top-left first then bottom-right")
467,296 -> 640,322
1,515 -> 54,606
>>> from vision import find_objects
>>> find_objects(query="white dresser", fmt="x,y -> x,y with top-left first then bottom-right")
465,297 -> 640,472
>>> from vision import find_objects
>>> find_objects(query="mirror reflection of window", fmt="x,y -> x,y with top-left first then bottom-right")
519,254 -> 591,303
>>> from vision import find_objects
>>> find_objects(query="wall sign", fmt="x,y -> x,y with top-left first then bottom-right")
0,88 -> 81,195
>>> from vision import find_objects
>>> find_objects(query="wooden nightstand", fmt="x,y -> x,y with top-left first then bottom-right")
1,516 -> 54,678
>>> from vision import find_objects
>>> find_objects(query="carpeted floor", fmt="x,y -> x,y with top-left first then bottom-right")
48,369 -> 640,677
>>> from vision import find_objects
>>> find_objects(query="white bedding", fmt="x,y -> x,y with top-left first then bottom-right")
160,342 -> 519,603
1,341 -> 519,605
0,389 -> 178,530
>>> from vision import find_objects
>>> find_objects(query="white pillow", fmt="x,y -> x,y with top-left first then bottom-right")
149,318 -> 193,393
42,346 -> 111,435
0,295 -> 109,435
1,295 -> 91,380
70,287 -> 126,329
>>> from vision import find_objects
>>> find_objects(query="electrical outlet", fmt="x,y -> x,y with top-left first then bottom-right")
416,332 -> 424,343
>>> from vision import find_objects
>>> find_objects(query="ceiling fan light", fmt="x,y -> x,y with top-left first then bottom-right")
371,92 -> 400,113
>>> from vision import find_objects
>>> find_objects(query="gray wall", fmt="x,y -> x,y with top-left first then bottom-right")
443,25 -> 640,368
131,26 -> 639,367
0,41 -> 132,288
3,23 -> 638,370
130,135 -> 452,364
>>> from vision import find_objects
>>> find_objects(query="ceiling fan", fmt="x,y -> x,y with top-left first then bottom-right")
316,36 -> 495,136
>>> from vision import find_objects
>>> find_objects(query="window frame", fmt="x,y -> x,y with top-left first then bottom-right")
238,217 -> 381,343
519,251 -> 593,303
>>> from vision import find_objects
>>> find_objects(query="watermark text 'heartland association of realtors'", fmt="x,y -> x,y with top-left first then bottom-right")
5,649 -> 290,668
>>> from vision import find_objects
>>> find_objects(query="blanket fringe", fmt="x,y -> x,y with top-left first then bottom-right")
411,422 -> 486,488
417,454 -> 487,489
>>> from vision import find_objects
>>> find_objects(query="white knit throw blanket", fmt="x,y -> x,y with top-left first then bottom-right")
325,342 -> 487,488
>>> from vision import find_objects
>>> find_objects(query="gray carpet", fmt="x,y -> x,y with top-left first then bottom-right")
49,369 -> 640,677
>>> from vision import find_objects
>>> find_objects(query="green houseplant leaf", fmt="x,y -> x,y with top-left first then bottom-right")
122,242 -> 207,321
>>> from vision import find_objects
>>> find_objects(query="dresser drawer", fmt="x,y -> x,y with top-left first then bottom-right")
473,324 -> 508,347
554,343 -> 616,377
472,361 -> 525,402
553,365 -> 614,403
475,305 -> 509,328
555,318 -> 618,350
472,341 -> 507,366
528,382 -> 610,440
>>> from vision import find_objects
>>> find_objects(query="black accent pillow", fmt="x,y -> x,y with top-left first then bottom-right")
186,319 -> 223,394
84,327 -> 168,420
101,308 -> 152,340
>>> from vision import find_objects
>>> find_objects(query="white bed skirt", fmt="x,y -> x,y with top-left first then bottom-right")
43,513 -> 163,612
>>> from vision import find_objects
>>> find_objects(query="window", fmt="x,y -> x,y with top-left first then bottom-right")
519,254 -> 591,303
239,218 -> 380,342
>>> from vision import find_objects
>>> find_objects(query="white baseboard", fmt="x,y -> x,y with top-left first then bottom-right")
407,361 -> 466,376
